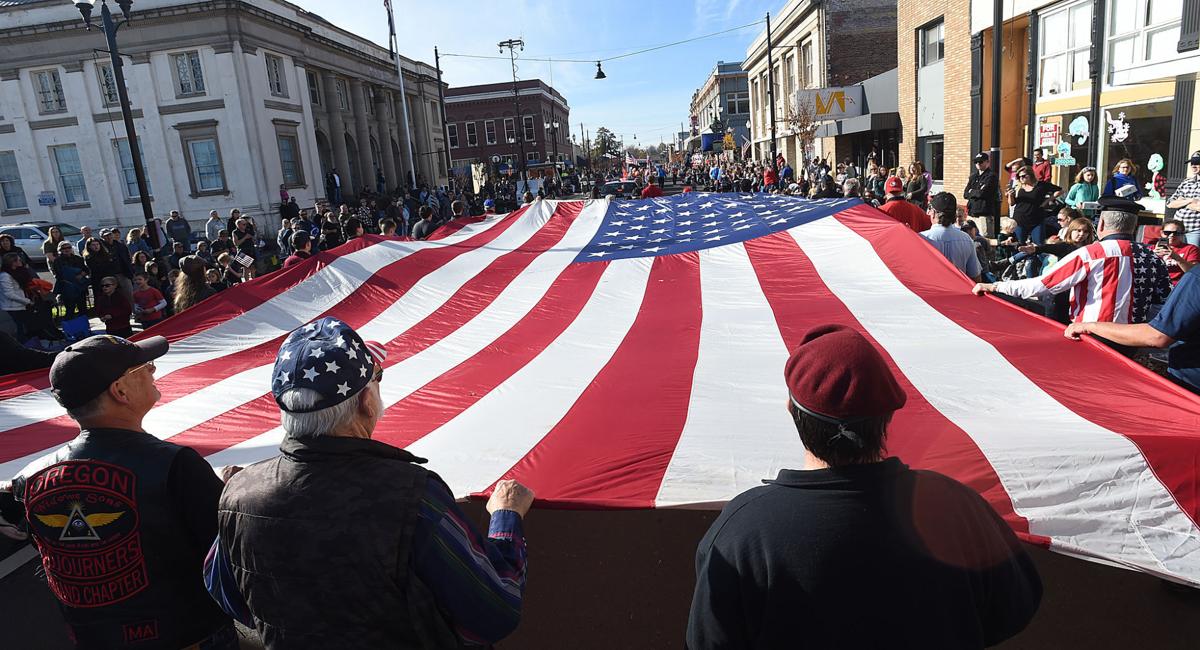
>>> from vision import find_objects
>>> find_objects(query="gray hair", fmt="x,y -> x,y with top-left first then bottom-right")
278,387 -> 358,438
1099,210 -> 1136,233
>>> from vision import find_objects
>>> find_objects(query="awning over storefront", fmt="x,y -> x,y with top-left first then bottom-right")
814,112 -> 901,138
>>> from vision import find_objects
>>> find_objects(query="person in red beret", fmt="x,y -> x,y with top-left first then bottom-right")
686,324 -> 1042,650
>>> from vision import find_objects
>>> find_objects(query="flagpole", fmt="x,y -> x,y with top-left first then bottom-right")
385,0 -> 418,190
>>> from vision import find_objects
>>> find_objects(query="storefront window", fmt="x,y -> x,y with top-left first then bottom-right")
1107,0 -> 1184,81
1039,1 -> 1093,97
1101,100 -> 1173,200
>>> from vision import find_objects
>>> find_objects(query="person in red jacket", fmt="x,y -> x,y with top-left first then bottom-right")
763,165 -> 778,191
283,231 -> 313,268
94,275 -> 133,337
640,176 -> 664,199
877,176 -> 932,232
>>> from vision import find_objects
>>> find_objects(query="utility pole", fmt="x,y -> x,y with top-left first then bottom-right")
766,11 -> 778,173
499,39 -> 529,191
989,0 -> 1003,236
433,47 -> 452,187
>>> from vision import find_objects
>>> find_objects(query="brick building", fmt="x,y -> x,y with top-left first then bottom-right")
444,80 -> 570,181
744,0 -> 897,169
684,61 -> 750,156
897,0 -> 1199,231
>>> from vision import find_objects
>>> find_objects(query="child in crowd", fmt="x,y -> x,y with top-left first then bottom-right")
132,272 -> 167,329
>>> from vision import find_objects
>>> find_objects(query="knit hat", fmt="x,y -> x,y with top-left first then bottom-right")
784,324 -> 906,423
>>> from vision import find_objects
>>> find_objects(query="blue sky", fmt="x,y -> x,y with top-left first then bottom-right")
291,0 -> 778,147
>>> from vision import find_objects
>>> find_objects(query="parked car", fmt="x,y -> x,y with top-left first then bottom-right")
0,222 -> 85,263
601,181 -> 641,199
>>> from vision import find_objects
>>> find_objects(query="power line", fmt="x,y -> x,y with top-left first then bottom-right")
440,19 -> 764,65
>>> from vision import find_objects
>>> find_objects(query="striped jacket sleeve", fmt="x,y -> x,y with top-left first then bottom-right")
994,247 -> 1091,300
411,477 -> 528,646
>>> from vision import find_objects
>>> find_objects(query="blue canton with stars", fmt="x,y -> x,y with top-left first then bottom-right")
271,316 -> 378,413
575,195 -> 861,263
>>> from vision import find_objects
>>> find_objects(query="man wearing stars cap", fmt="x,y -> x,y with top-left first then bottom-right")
205,317 -> 535,648
687,324 -> 1041,649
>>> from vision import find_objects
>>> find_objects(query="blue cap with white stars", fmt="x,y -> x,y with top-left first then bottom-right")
271,317 -> 387,413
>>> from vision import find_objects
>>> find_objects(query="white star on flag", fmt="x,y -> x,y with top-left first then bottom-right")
310,348 -> 325,359
336,382 -> 351,396
303,367 -> 319,382
358,365 -> 368,378
325,361 -> 341,374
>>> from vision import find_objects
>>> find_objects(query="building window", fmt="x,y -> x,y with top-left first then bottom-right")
188,139 -> 224,191
526,151 -> 538,162
277,134 -> 303,186
1040,1 -> 1094,96
175,120 -> 226,195
447,124 -> 459,148
97,62 -> 120,106
801,41 -> 814,88
523,115 -> 535,141
466,122 -> 478,147
917,136 -> 945,182
334,79 -> 349,111
920,20 -> 945,67
113,138 -> 151,200
33,69 -> 67,114
785,53 -> 796,99
306,70 -> 321,105
50,145 -> 88,205
171,51 -> 206,97
485,120 -> 496,145
429,101 -> 440,126
265,54 -> 288,97
504,117 -> 516,142
1109,0 -> 1184,76
726,91 -> 750,114
0,151 -> 28,211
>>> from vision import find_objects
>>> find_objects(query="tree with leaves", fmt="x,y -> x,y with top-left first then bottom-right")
591,127 -> 622,161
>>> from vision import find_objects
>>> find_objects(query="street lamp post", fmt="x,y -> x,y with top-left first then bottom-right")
498,39 -> 529,191
74,0 -> 158,248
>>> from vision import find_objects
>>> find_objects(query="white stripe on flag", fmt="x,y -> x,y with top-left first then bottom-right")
792,217 -> 1200,584
0,217 -> 506,435
409,256 -> 655,497
204,200 -> 610,474
654,243 -> 804,507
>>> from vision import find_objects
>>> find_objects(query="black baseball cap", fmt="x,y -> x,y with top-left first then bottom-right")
930,192 -> 958,215
974,152 -> 990,162
1189,151 -> 1200,165
50,335 -> 168,409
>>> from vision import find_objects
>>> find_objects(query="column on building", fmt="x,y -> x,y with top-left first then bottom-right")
321,70 -> 351,199
349,78 -> 375,194
374,88 -> 398,191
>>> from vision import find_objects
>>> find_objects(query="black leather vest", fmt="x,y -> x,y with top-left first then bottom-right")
13,428 -> 229,649
217,434 -> 461,649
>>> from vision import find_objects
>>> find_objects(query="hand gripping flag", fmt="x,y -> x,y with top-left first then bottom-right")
2,196 -> 1199,586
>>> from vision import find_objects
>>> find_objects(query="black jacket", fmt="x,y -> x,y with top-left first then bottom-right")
217,435 -> 460,649
687,458 -> 1041,649
13,429 -> 230,649
964,168 -> 1000,217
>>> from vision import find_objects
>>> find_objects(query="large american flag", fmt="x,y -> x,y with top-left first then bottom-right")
2,196 -> 1199,586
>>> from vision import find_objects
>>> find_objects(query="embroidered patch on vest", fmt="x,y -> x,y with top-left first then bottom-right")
25,460 -> 148,607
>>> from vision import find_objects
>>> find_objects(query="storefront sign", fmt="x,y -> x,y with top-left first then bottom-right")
37,191 -> 56,206
1038,123 -> 1060,149
792,86 -> 864,120
1054,141 -> 1075,166
1106,110 -> 1131,143
1068,116 -> 1090,144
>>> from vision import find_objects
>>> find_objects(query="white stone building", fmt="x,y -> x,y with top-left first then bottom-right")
0,0 -> 447,232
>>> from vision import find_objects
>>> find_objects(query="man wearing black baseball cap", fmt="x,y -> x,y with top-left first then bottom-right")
1166,151 -> 1200,247
687,325 -> 1041,649
2,335 -> 237,649
964,151 -> 1000,235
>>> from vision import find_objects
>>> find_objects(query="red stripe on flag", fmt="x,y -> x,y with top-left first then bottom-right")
489,253 -> 703,508
741,228 -> 1044,542
372,260 -> 609,450
834,206 -> 1200,533
172,203 -> 575,458
0,214 -> 527,465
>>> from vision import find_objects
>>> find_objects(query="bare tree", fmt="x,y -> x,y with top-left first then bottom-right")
780,97 -> 820,165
